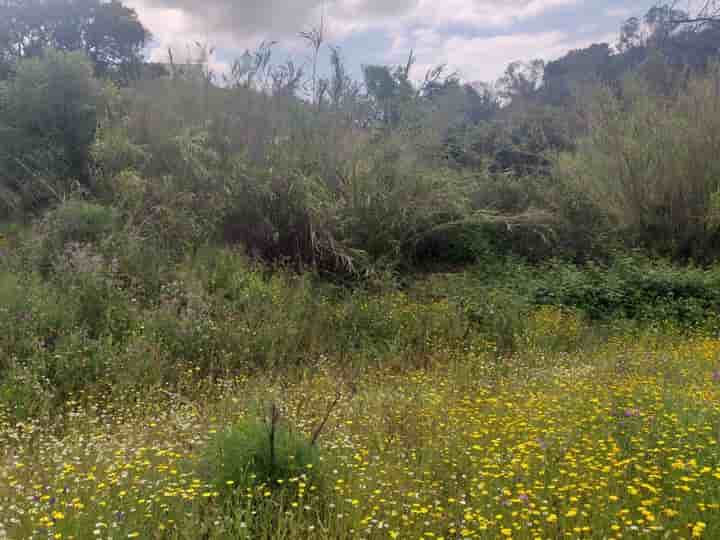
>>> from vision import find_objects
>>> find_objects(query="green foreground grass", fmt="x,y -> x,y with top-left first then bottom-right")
2,310 -> 720,540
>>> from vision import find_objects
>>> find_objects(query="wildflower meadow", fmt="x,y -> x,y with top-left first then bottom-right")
2,295 -> 720,539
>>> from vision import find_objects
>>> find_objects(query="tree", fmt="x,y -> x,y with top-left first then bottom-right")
613,3 -> 720,73
361,52 -> 417,127
0,50 -> 101,215
618,17 -> 642,52
362,53 -> 459,129
497,60 -> 545,104
0,0 -> 149,81
644,4 -> 687,46
362,65 -> 402,127
542,44 -> 613,106
460,82 -> 499,124
651,0 -> 720,30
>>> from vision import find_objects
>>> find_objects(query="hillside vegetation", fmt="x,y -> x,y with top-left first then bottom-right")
2,1 -> 720,539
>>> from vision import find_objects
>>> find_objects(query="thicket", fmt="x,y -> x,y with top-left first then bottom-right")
3,3 -> 720,418
6,44 -> 720,269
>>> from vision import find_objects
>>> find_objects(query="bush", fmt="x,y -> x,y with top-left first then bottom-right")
340,142 -> 471,265
533,256 -> 720,326
204,413 -> 322,500
0,270 -> 76,364
0,367 -> 50,420
45,200 -> 118,246
412,220 -> 491,265
36,200 -> 118,272
441,256 -> 720,344
223,161 -> 346,272
0,50 -> 102,215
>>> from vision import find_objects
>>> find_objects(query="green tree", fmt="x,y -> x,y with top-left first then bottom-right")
542,44 -> 612,106
0,0 -> 149,81
497,60 -> 545,104
363,53 -> 417,127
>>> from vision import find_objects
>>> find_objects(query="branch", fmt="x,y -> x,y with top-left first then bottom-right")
669,16 -> 720,24
311,391 -> 341,446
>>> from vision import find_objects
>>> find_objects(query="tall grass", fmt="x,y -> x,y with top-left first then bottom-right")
559,65 -> 720,259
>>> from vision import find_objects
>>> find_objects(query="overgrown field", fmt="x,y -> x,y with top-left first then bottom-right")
2,278 -> 720,539
5,5 -> 720,539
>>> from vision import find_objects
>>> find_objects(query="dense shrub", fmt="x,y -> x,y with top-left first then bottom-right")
559,67 -> 720,260
43,200 -> 118,247
223,161 -> 345,272
534,256 -> 720,325
340,142 -> 471,265
32,200 -> 118,275
0,50 -> 102,215
459,255 -> 720,328
412,220 -> 492,265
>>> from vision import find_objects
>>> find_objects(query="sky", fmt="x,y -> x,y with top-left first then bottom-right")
124,0 -> 666,84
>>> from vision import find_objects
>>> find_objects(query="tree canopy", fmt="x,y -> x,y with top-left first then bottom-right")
0,0 -> 149,81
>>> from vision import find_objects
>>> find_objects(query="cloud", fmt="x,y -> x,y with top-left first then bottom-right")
125,0 -> 610,83
126,0 -> 259,56
129,0 -> 582,45
129,0 -> 328,43
604,7 -> 633,19
326,0 -> 582,37
390,28 -> 617,83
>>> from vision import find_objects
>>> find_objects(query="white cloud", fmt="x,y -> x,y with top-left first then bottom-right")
125,0 -> 613,83
604,7 -> 633,19
578,22 -> 599,33
126,0 -> 251,78
128,0 -> 583,45
323,0 -> 583,40
395,29 -> 617,82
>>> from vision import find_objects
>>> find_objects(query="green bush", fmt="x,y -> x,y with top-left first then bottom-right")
223,161 -> 344,271
36,200 -> 118,273
441,256 -> 720,340
45,200 -> 118,246
533,256 -> 720,326
0,50 -> 102,215
340,143 -> 471,265
204,414 -> 322,499
412,220 -> 491,265
0,367 -> 50,420
89,82 -> 148,191
0,270 -> 76,363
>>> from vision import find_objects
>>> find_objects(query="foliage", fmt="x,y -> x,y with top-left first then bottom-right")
0,0 -> 149,81
340,141 -> 472,264
41,200 -> 118,249
533,256 -> 720,326
222,160 -> 346,272
4,3 -> 720,266
497,59 -> 545,103
447,255 -> 720,332
0,50 -> 101,216
559,67 -> 720,259
204,413 -> 322,499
